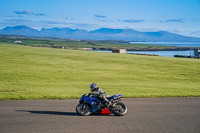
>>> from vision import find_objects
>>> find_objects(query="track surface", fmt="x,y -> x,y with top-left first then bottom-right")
0,98 -> 200,133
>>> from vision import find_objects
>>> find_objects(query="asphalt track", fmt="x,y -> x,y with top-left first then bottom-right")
0,98 -> 200,133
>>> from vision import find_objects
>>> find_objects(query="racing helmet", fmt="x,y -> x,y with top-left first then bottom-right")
90,83 -> 97,92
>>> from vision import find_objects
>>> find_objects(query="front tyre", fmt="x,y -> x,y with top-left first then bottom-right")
112,102 -> 127,116
76,103 -> 91,116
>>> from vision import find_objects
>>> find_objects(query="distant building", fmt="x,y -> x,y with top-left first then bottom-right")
13,40 -> 22,44
79,48 -> 93,51
194,49 -> 200,58
112,49 -> 126,54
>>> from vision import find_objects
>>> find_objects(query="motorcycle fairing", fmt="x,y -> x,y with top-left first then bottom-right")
107,94 -> 123,101
79,94 -> 101,112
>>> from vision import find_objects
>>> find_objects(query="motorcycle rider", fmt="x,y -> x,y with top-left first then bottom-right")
89,83 -> 112,107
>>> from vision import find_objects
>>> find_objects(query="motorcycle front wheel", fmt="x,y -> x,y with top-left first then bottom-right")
76,103 -> 91,116
111,102 -> 127,116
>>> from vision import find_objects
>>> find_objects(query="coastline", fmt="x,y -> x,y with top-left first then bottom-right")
92,47 -> 191,51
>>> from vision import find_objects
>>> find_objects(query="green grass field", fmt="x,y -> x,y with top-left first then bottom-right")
0,43 -> 200,100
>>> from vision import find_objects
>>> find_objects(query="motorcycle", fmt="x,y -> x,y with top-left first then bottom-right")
76,93 -> 127,116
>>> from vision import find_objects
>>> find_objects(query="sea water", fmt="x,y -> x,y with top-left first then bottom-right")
92,42 -> 200,57
129,42 -> 200,47
126,50 -> 194,57
92,50 -> 194,57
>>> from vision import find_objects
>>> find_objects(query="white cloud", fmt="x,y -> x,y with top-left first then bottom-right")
14,10 -> 45,16
120,19 -> 145,23
94,14 -> 107,18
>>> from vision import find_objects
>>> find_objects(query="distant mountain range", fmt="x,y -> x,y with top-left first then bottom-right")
0,25 -> 200,42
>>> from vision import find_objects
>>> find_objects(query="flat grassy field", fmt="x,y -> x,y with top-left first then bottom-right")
0,43 -> 200,100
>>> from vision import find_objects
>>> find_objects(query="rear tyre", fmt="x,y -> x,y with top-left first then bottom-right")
76,103 -> 91,116
112,102 -> 127,116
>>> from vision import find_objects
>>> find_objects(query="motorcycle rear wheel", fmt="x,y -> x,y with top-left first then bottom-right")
112,102 -> 127,116
76,103 -> 91,116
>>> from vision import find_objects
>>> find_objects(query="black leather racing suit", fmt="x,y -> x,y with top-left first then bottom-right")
90,87 -> 110,105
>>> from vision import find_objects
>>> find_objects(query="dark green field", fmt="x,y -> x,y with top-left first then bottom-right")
0,37 -> 190,51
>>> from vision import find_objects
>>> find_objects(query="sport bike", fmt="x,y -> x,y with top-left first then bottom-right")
76,93 -> 127,116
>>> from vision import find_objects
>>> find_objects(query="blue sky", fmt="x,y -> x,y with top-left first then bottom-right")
0,0 -> 200,37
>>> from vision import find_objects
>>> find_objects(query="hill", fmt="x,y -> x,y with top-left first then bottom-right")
1,25 -> 200,42
0,43 -> 200,100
